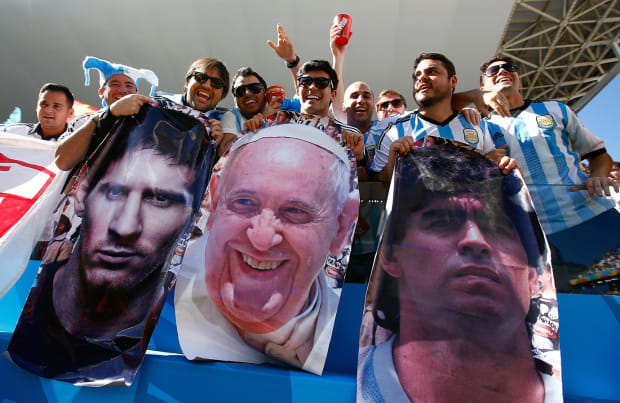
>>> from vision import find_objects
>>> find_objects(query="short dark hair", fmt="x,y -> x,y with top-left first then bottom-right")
376,88 -> 407,108
184,57 -> 230,98
373,143 -> 547,332
479,55 -> 519,86
413,53 -> 456,78
297,60 -> 339,90
232,67 -> 267,94
39,83 -> 74,108
85,105 -> 213,211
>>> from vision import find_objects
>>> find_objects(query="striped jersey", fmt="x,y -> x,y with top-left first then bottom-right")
370,111 -> 495,172
489,100 -> 613,234
363,113 -> 414,166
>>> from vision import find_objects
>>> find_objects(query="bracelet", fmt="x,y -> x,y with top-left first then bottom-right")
286,55 -> 300,69
90,116 -> 98,125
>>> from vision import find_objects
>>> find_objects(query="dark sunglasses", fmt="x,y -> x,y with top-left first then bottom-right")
297,76 -> 332,90
377,99 -> 404,111
191,71 -> 225,89
232,83 -> 265,98
484,62 -> 519,77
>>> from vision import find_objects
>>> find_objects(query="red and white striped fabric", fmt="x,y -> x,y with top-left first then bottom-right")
0,133 -> 68,297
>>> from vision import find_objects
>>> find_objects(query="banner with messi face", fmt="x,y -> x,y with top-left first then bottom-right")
357,143 -> 563,402
7,105 -> 215,386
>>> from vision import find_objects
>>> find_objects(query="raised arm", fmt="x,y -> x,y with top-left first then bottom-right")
330,24 -> 348,122
267,24 -> 301,93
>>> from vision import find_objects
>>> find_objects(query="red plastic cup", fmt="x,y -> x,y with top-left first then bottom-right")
266,85 -> 286,102
333,14 -> 352,46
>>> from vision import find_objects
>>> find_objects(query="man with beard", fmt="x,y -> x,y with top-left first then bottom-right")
370,53 -> 517,182
155,57 -> 233,157
8,109 -> 204,383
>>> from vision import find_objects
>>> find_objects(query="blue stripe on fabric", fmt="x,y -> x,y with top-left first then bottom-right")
513,117 -> 565,233
485,119 -> 506,148
531,102 -> 592,222
437,119 -> 455,141
411,115 -> 428,142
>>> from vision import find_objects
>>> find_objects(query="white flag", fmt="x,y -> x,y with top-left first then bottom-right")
0,133 -> 68,297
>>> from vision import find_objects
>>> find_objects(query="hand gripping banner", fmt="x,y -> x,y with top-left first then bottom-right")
6,105 -> 215,386
357,143 -> 563,402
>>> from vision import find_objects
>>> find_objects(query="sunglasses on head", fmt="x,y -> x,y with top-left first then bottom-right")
297,76 -> 332,90
191,71 -> 225,89
484,62 -> 519,77
377,99 -> 404,111
232,83 -> 265,98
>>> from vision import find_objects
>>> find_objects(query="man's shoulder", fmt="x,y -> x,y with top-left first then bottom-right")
0,122 -> 37,136
333,118 -> 361,134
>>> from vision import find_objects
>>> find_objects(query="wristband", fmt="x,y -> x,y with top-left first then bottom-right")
286,55 -> 300,69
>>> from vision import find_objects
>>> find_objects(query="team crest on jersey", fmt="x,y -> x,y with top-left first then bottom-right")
462,129 -> 479,146
536,114 -> 555,129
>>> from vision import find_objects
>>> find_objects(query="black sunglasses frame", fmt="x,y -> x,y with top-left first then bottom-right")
191,71 -> 226,89
297,76 -> 333,90
232,83 -> 265,98
484,63 -> 519,77
377,99 -> 404,111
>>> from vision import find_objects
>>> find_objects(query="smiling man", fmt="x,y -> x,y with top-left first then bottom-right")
175,124 -> 359,374
371,53 -> 517,182
1,83 -> 74,141
55,56 -> 158,171
9,106 -> 207,384
358,144 -> 562,403
478,55 -> 620,292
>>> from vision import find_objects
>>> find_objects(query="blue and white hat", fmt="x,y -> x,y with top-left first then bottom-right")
82,56 -> 159,99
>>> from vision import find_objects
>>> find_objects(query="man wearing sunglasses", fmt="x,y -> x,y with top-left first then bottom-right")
370,53 -> 517,183
156,57 -> 237,157
290,60 -> 365,170
479,56 -> 620,292
375,89 -> 408,121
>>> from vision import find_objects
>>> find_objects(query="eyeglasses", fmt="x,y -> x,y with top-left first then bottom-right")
297,76 -> 332,90
232,83 -> 265,98
484,62 -> 519,77
377,99 -> 404,111
191,71 -> 225,89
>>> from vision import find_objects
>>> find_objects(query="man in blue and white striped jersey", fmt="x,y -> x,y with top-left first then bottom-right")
479,55 -> 619,291
370,52 -> 517,182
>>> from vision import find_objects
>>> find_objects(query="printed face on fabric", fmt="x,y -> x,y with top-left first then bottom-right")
77,148 -> 194,292
389,193 -> 537,331
204,135 -> 353,334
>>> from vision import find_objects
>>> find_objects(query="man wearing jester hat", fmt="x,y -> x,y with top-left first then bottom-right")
55,56 -> 159,171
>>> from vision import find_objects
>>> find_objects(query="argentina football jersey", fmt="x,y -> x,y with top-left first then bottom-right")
488,100 -> 614,234
371,111 -> 495,172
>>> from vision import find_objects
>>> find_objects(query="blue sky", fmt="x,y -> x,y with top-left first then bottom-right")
578,74 -> 620,161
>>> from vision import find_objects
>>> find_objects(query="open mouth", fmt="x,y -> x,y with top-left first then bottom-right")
196,89 -> 211,102
305,93 -> 320,102
241,252 -> 286,271
495,76 -> 512,85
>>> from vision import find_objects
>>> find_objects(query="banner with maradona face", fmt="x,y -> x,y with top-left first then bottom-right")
6,105 -> 215,386
357,143 -> 563,402
174,123 -> 360,375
